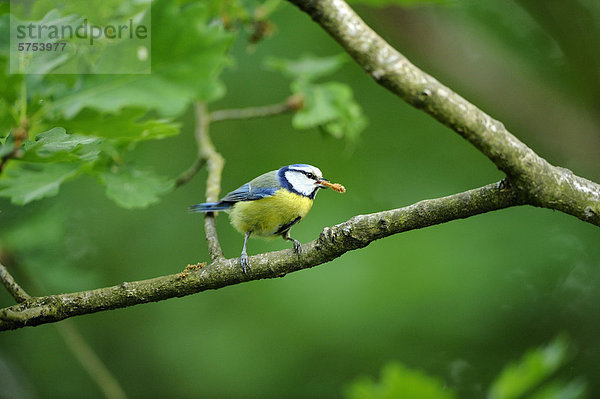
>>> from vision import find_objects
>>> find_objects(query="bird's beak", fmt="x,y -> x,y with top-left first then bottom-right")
317,179 -> 346,193
317,178 -> 330,189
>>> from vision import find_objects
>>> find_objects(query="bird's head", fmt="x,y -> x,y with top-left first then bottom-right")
278,164 -> 330,199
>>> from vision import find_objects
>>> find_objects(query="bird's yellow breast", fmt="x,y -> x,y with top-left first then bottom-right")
229,189 -> 313,237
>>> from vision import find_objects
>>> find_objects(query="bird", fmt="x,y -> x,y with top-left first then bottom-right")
189,164 -> 345,274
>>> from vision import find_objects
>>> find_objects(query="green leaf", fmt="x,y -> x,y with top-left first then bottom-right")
49,0 -> 233,118
265,54 -> 347,83
0,162 -> 80,205
57,108 -> 181,142
488,336 -> 570,399
20,127 -> 102,163
528,380 -> 587,399
0,58 -> 23,135
98,166 -> 174,208
345,362 -> 455,399
0,138 -> 14,157
266,54 -> 367,141
9,0 -> 153,75
0,13 -> 9,56
8,11 -> 80,75
0,144 -> 13,157
292,82 -> 367,141
23,0 -> 149,23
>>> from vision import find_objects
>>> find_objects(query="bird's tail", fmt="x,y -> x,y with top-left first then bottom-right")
189,202 -> 232,213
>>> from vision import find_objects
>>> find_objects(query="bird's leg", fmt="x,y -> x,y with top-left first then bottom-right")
283,230 -> 302,257
240,231 -> 251,274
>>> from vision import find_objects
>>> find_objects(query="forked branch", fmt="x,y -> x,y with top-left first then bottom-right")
0,262 -> 30,303
209,94 -> 303,122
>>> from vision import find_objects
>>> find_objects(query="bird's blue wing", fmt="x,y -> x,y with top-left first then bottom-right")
220,183 -> 277,203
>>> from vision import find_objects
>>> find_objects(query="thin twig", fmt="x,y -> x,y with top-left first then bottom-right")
56,321 -> 130,399
209,94 -> 303,123
0,180 -> 524,331
195,102 -> 225,260
174,95 -> 303,188
173,107 -> 208,188
0,253 -> 129,398
174,158 -> 207,188
0,262 -> 30,303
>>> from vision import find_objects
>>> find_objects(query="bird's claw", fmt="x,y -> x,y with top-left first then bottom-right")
240,253 -> 249,275
292,240 -> 302,257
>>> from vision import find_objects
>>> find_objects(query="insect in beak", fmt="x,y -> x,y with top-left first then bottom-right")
317,178 -> 330,189
317,178 -> 346,193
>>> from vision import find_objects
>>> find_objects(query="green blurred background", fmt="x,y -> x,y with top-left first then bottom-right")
1,0 -> 600,398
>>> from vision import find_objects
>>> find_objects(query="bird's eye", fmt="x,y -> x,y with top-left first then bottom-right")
308,173 -> 316,179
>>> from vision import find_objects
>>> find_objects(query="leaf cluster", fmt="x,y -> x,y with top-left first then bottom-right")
266,54 -> 367,141
0,0 -> 232,208
346,336 -> 587,399
0,1 -> 367,209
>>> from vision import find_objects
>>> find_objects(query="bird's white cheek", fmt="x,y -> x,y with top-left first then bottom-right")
285,172 -> 314,196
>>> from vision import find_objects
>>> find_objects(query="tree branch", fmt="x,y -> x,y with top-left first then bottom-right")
195,102 -> 225,261
286,0 -> 600,226
56,321 -> 129,399
0,262 -> 30,303
174,95 -> 303,188
173,103 -> 209,188
209,94 -> 304,122
174,158 -> 207,189
175,96 -> 304,256
0,180 -> 523,331
1,252 -> 129,398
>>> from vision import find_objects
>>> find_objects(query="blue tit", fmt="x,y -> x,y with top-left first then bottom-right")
190,164 -> 344,273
